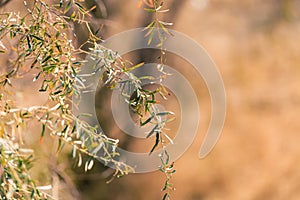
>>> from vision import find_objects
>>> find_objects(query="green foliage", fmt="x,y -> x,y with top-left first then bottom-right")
0,0 -> 176,199
0,1 -> 132,198
143,1 -> 176,198
0,138 -> 46,199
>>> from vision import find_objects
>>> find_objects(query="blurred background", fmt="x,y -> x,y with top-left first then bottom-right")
1,0 -> 300,199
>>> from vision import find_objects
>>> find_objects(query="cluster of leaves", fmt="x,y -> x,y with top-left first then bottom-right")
143,0 -> 173,46
86,43 -> 174,154
0,138 -> 47,199
0,0 -> 134,198
0,0 -> 176,199
142,1 -> 176,199
159,151 -> 176,200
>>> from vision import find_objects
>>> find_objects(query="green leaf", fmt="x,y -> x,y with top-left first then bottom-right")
39,80 -> 48,92
162,184 -> 167,191
33,72 -> 41,82
143,21 -> 156,31
162,193 -> 168,200
30,189 -> 35,198
144,8 -> 156,12
158,22 -> 171,35
55,43 -> 62,53
41,123 -> 45,138
6,69 -> 15,77
140,115 -> 154,126
26,35 -> 32,52
147,31 -> 154,45
77,113 -> 92,117
126,62 -> 144,71
139,76 -> 154,80
55,31 -> 60,38
157,111 -> 174,116
31,35 -> 44,41
62,125 -> 68,133
149,132 -> 160,154
75,2 -> 86,12
41,55 -> 51,64
64,1 -> 72,13
42,65 -> 56,72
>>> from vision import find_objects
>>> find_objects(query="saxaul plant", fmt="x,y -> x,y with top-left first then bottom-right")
0,1 -> 133,198
142,1 -> 176,199
0,0 -> 176,199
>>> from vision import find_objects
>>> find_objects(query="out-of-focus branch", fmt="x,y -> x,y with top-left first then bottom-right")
49,160 -> 82,200
0,0 -> 11,7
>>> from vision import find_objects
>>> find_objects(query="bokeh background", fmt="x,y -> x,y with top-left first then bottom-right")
1,0 -> 300,199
